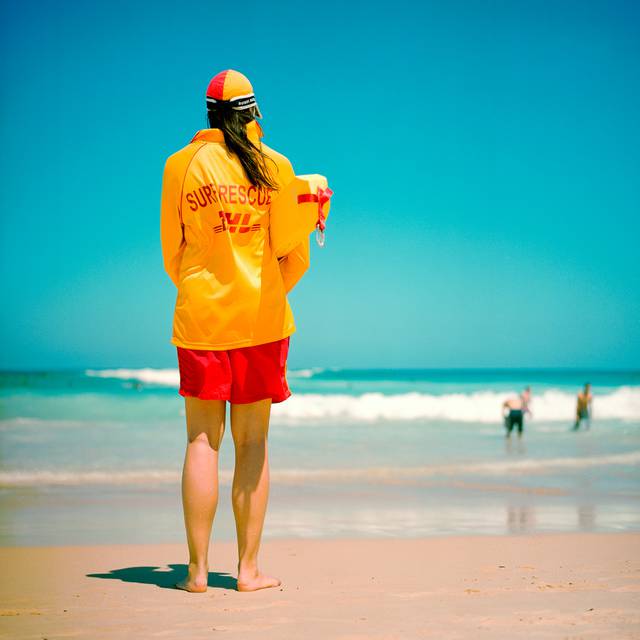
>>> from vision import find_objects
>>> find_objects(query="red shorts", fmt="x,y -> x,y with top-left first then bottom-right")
176,336 -> 292,404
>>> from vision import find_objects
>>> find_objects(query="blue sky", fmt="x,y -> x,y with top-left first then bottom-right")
1,0 -> 638,370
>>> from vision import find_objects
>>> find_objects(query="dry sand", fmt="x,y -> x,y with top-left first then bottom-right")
1,532 -> 639,639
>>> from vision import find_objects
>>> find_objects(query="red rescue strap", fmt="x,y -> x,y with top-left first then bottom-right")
297,186 -> 333,232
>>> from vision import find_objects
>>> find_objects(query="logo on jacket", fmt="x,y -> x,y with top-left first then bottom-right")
186,183 -> 272,212
213,211 -> 261,234
186,182 -> 270,234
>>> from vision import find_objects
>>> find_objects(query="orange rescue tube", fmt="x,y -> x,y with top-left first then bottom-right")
269,174 -> 333,259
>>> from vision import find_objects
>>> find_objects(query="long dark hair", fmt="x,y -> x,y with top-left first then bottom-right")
207,105 -> 278,191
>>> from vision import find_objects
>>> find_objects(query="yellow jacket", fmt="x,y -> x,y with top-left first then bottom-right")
160,120 -> 304,350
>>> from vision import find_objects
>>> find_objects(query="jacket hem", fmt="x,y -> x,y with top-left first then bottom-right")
171,327 -> 296,351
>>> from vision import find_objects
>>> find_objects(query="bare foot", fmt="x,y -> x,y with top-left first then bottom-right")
174,563 -> 208,593
237,569 -> 281,592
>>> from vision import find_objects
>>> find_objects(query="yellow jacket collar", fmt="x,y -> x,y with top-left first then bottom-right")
191,119 -> 263,144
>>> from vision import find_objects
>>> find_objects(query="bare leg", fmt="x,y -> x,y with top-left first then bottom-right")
230,398 -> 281,592
572,413 -> 581,431
175,397 -> 226,593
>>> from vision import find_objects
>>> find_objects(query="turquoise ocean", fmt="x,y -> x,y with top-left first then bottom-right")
1,368 -> 638,546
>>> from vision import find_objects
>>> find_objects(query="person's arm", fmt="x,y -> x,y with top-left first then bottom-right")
522,392 -> 533,416
278,239 -> 310,293
160,158 -> 186,288
268,156 -> 308,290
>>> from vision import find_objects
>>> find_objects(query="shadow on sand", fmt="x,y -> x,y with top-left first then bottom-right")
87,565 -> 237,591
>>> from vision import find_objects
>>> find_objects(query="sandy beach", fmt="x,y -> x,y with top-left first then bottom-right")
1,532 -> 638,639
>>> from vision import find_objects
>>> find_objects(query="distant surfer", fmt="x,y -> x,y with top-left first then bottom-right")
502,386 -> 532,437
572,383 -> 592,431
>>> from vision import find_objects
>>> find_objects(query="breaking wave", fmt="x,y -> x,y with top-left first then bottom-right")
83,369 -> 640,423
85,368 -> 179,387
271,387 -> 640,423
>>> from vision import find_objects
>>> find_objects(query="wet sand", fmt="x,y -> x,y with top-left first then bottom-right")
1,532 -> 638,639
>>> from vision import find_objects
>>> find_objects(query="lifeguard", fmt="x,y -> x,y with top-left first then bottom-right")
160,68 -> 333,597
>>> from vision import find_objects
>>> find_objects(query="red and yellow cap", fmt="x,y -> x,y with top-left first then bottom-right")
205,69 -> 263,118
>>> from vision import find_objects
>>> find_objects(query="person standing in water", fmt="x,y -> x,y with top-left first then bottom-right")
160,70 -> 324,594
572,383 -> 593,431
502,386 -> 532,437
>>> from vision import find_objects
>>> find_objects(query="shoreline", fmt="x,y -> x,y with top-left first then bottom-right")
1,531 -> 638,638
2,479 -> 638,547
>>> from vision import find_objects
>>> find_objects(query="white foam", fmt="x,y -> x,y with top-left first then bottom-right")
286,367 -> 326,378
82,368 -> 640,423
1,451 -> 638,487
0,469 -> 181,486
0,417 -> 109,430
271,387 -> 640,423
85,368 -> 179,387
